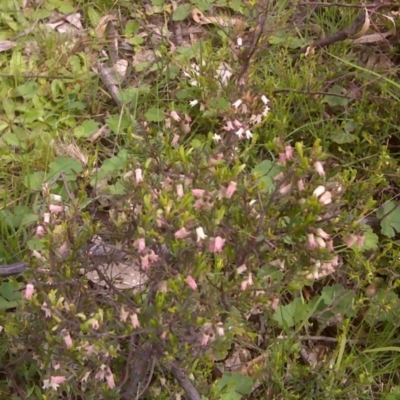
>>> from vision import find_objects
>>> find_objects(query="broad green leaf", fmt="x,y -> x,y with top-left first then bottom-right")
360,225 -> 379,251
172,4 -> 191,21
23,171 -> 44,191
323,85 -> 350,106
377,201 -> 400,238
48,157 -> 83,182
272,297 -> 308,328
145,107 -> 165,122
74,119 -> 99,138
252,160 -> 281,193
331,129 -> 357,144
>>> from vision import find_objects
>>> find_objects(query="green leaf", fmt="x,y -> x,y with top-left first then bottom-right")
0,282 -> 22,310
87,7 -> 101,28
377,201 -> 400,238
323,85 -> 350,106
331,129 -> 357,144
23,171 -> 44,191
360,225 -> 379,251
73,119 -> 99,138
125,20 -> 140,36
48,157 -> 83,182
272,297 -> 308,328
252,160 -> 281,193
172,4 -> 191,21
215,372 -> 253,396
145,107 -> 165,122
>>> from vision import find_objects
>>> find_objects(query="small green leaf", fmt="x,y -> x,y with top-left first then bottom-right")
125,20 -> 140,36
172,4 -> 191,21
323,85 -> 350,106
252,160 -> 281,193
361,225 -> 379,251
331,129 -> 357,144
87,7 -> 101,28
23,171 -> 44,191
74,119 -> 99,138
48,157 -> 83,182
377,201 -> 400,238
273,297 -> 308,328
145,107 -> 165,122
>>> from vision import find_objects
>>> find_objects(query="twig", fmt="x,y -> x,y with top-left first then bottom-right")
295,1 -> 385,60
0,261 -> 28,276
168,361 -> 202,400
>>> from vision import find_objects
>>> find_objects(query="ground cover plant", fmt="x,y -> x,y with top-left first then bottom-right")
1,0 -> 400,399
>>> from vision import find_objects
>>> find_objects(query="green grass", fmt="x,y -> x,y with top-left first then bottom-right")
1,0 -> 400,399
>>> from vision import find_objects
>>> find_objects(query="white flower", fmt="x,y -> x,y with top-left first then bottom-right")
313,185 -> 326,198
316,228 -> 330,240
319,191 -> 332,205
314,161 -> 325,176
190,100 -> 199,107
235,127 -> 244,138
279,182 -> 292,195
232,99 -> 243,109
215,62 -> 232,85
261,95 -> 270,105
237,37 -> 243,47
245,130 -> 253,139
196,227 -> 207,242
213,133 -> 222,142
262,106 -> 271,117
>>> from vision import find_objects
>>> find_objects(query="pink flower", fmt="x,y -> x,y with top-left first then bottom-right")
120,307 -> 129,322
241,273 -> 253,291
297,179 -> 305,191
141,255 -> 151,270
105,367 -> 115,389
356,234 -> 365,248
226,181 -> 237,198
42,376 -> 66,390
307,233 -> 317,249
285,145 -> 294,159
131,313 -> 140,328
314,161 -> 325,176
175,227 -> 190,239
279,182 -> 292,195
91,320 -> 99,330
315,236 -> 326,248
316,228 -> 330,240
135,168 -> 143,183
209,236 -> 226,253
172,134 -> 180,146
192,189 -> 206,197
136,238 -> 146,252
186,275 -> 197,291
50,376 -> 66,385
326,240 -> 334,251
319,191 -> 332,205
49,204 -> 63,213
215,323 -> 224,336
223,120 -> 234,131
278,152 -> 287,165
344,234 -> 357,248
24,284 -> 34,299
201,334 -> 210,346
176,184 -> 184,198
36,225 -> 46,237
170,110 -> 181,122
62,330 -> 73,348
